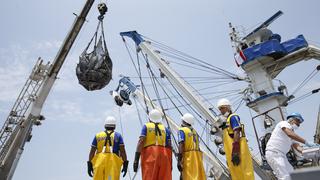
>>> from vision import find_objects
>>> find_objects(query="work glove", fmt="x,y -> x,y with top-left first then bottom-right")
133,152 -> 140,172
122,160 -> 129,177
219,122 -> 228,130
305,141 -> 319,147
177,153 -> 183,172
231,141 -> 240,166
87,161 -> 93,177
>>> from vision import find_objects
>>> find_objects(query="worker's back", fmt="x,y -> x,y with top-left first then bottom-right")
178,126 -> 200,151
93,130 -> 124,156
141,122 -> 170,147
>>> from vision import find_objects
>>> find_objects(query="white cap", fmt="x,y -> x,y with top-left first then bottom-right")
105,116 -> 116,127
149,109 -> 162,123
217,98 -> 231,108
181,113 -> 194,125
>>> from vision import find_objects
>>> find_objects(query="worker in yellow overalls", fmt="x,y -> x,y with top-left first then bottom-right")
177,113 -> 206,180
133,109 -> 172,180
87,116 -> 128,180
217,98 -> 254,180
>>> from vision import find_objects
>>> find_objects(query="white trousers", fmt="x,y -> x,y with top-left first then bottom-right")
266,150 -> 294,180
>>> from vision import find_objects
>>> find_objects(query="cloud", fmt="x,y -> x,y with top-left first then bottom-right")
0,40 -> 85,103
32,40 -> 62,51
45,98 -> 103,124
0,44 -> 33,102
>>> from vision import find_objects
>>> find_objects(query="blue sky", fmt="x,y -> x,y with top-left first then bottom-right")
0,0 -> 319,179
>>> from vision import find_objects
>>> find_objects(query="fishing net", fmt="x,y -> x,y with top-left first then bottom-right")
76,15 -> 112,91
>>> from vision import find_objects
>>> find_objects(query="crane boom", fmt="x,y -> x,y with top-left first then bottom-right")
0,0 -> 96,179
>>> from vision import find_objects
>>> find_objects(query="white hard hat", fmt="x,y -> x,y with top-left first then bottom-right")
181,113 -> 194,125
217,98 -> 231,108
149,109 -> 162,123
105,116 -> 116,126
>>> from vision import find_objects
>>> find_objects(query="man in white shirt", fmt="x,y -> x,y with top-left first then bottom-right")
265,112 -> 319,180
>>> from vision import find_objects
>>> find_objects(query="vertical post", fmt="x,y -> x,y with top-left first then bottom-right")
315,105 -> 320,144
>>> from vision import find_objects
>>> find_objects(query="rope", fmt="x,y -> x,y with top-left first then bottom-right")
133,98 -> 145,127
122,37 -> 140,75
163,54 -> 230,76
142,35 -> 239,79
83,20 -> 100,52
140,52 -> 229,171
144,56 -> 227,171
291,66 -> 319,95
136,48 -> 153,113
160,51 -> 239,79
122,34 -> 238,174
122,38 -> 154,113
152,89 -> 242,101
289,87 -> 320,104
118,107 -> 133,180
142,55 -> 180,153
100,20 -> 109,56
162,92 -> 241,111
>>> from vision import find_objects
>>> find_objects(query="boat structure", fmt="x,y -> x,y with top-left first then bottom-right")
0,1 -> 319,180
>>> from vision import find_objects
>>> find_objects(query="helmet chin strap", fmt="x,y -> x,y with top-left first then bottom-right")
105,126 -> 115,131
223,111 -> 230,117
182,121 -> 191,127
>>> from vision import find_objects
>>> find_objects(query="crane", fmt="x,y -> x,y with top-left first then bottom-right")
120,31 -> 275,179
0,0 -> 96,179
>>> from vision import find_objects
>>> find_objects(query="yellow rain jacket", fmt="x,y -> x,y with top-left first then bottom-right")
91,131 -> 123,180
144,122 -> 167,147
223,114 -> 254,180
179,127 -> 206,180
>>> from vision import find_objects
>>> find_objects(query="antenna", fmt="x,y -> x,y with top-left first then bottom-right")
229,22 -> 242,52
243,10 -> 283,40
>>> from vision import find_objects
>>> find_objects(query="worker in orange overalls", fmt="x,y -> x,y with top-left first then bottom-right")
177,113 -> 206,180
133,109 -> 172,180
87,116 -> 128,180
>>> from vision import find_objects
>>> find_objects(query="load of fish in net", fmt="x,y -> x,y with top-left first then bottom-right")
76,6 -> 112,91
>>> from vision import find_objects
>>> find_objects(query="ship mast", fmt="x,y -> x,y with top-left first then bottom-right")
230,10 -> 320,169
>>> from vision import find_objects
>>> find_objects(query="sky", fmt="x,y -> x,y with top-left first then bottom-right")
0,0 -> 320,179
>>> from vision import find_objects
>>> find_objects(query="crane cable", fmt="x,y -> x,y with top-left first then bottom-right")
122,38 -> 154,113
122,35 -> 245,113
140,51 -> 229,172
289,87 -> 320,105
122,35 -> 238,173
141,35 -> 240,79
291,65 -> 320,95
118,107 -> 133,180
142,54 -> 180,154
